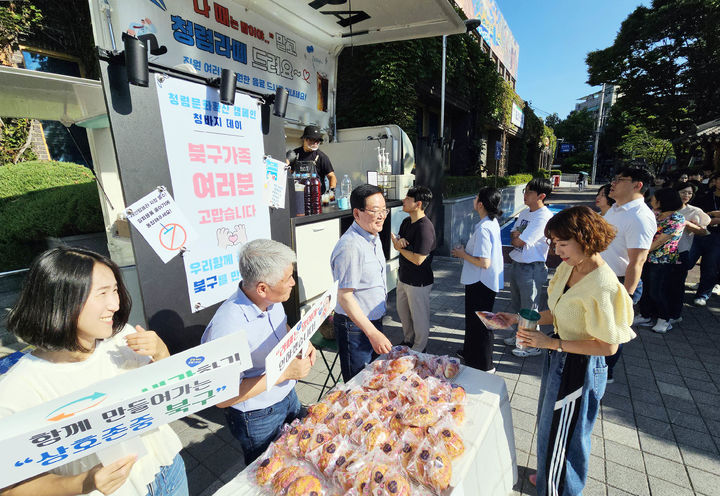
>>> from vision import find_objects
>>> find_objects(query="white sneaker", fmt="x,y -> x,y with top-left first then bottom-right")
669,317 -> 683,324
512,347 -> 542,357
694,297 -> 707,307
503,335 -> 516,346
632,315 -> 654,326
652,318 -> 672,334
713,285 -> 720,296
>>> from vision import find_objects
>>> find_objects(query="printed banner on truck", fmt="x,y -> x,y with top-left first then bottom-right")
265,281 -> 338,390
155,75 -> 271,311
97,0 -> 334,128
0,332 -> 251,488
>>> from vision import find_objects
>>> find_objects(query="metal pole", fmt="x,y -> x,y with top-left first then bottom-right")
591,83 -> 606,185
440,35 -> 446,141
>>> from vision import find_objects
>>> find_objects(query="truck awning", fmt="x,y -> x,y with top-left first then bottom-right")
242,0 -> 466,51
0,66 -> 107,127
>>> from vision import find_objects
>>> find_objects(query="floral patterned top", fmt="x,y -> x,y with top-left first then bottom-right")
648,211 -> 685,264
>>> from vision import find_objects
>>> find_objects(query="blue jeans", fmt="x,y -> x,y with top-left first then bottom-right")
536,350 -> 606,496
334,313 -> 381,382
145,454 -> 188,496
509,261 -> 549,312
692,230 -> 720,300
224,389 -> 301,465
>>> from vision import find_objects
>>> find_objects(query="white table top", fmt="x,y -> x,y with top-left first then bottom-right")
213,364 -> 514,496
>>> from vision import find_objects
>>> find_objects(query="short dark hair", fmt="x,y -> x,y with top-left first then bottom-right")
7,248 -> 131,352
526,178 -> 552,198
653,187 -> 683,212
350,184 -> 383,210
674,181 -> 697,197
545,206 -> 616,255
617,167 -> 654,193
477,187 -> 503,220
406,186 -> 432,210
597,184 -> 616,206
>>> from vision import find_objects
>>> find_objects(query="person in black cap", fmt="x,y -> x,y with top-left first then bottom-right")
287,125 -> 336,194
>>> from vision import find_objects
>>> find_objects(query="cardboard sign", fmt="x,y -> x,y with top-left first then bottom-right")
0,332 -> 252,488
125,186 -> 195,263
265,282 -> 338,389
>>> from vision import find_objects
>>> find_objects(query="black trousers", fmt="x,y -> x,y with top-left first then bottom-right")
463,279 -> 497,371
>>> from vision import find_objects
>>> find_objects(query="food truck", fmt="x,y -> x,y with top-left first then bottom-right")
1,0 -> 467,352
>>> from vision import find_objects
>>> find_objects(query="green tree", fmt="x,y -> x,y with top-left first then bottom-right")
553,110 -> 596,149
0,1 -> 42,65
618,124 -> 674,174
545,113 -> 561,129
586,0 -> 720,142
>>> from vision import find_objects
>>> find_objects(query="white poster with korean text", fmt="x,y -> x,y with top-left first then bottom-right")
0,332 -> 251,488
265,282 -> 338,390
155,75 -> 271,311
125,186 -> 195,263
264,156 -> 287,209
98,0 -> 335,130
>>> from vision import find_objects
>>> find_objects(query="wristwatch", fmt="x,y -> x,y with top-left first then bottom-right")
555,338 -> 563,353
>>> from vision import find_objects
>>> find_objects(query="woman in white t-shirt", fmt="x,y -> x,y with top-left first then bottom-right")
451,187 -> 504,372
1,248 -> 186,496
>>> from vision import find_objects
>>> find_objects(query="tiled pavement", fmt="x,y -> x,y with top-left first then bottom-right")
3,188 -> 720,495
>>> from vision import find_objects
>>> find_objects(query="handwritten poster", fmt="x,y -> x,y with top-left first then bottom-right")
0,332 -> 251,488
155,75 -> 271,311
265,282 -> 338,389
125,186 -> 194,263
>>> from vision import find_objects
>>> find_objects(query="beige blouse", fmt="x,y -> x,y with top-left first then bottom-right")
547,262 -> 636,344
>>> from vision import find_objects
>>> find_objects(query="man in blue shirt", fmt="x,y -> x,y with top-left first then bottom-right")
201,239 -> 316,465
331,184 -> 392,381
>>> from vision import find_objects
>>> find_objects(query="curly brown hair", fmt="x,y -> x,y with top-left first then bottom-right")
544,206 -> 616,255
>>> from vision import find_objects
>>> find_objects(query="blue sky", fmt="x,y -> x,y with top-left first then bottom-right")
498,0 -> 646,120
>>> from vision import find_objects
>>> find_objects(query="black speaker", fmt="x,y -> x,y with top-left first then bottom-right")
273,87 -> 289,117
122,33 -> 149,87
219,69 -> 236,106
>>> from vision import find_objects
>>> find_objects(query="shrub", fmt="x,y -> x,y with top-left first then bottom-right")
444,173 -> 533,198
533,170 -> 550,179
0,161 -> 104,271
563,163 -> 592,174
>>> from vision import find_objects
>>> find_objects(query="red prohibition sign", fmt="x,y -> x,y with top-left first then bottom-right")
159,223 -> 187,250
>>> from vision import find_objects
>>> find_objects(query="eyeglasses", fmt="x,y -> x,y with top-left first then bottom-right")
611,176 -> 634,184
360,208 -> 390,217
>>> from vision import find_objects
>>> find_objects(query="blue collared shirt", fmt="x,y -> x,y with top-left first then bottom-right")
331,221 -> 387,321
201,285 -> 295,412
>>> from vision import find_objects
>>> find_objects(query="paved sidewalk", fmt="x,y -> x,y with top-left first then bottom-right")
3,187 -> 720,495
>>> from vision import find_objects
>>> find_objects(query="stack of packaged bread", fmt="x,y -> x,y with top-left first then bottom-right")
253,346 -> 467,495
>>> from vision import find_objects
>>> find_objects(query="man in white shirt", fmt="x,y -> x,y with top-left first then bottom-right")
506,178 -> 554,357
602,167 -> 657,382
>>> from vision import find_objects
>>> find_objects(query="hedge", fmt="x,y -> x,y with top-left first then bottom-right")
0,161 -> 105,271
444,173 -> 534,199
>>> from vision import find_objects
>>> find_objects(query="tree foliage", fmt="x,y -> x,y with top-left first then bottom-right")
586,0 -> 720,141
545,113 -> 561,129
337,33 -> 505,143
617,124 -> 674,174
553,110 -> 596,148
0,1 -> 42,46
0,118 -> 37,164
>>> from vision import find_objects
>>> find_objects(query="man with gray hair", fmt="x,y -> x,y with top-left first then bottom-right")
202,239 -> 316,465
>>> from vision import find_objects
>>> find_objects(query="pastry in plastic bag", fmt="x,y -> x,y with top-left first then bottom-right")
285,474 -> 324,496
271,465 -> 309,494
255,451 -> 284,485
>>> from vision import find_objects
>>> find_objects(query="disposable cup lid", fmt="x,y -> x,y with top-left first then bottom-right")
519,308 -> 541,321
